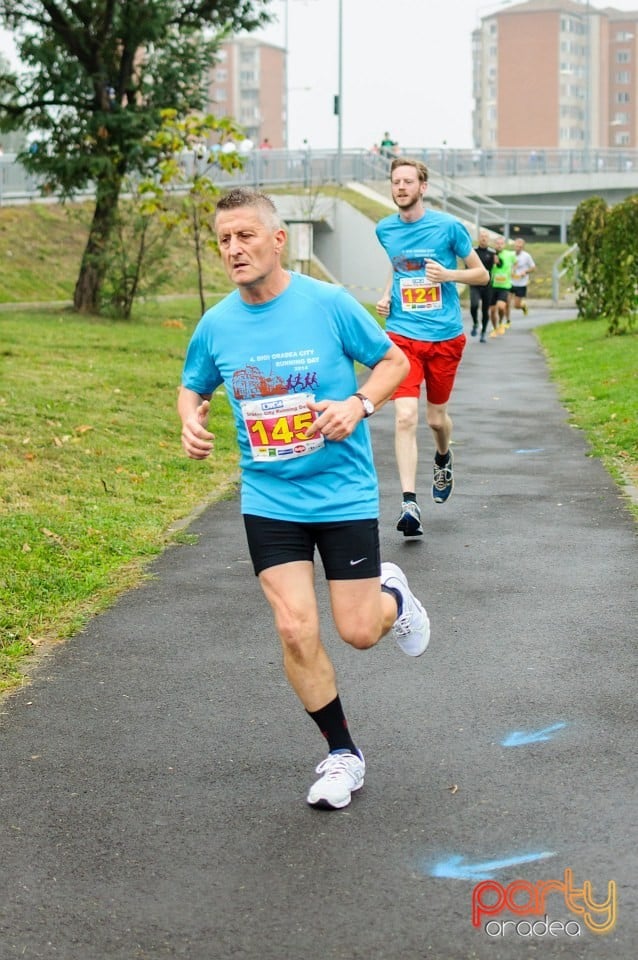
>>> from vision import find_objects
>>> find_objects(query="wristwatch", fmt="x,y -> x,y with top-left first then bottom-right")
354,392 -> 375,418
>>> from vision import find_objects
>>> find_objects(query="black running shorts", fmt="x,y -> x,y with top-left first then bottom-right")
243,515 -> 381,580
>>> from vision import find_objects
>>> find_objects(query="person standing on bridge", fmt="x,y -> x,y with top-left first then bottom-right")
178,188 -> 430,811
375,158 -> 489,538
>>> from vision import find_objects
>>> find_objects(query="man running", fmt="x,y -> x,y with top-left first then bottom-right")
469,229 -> 495,343
178,188 -> 429,811
489,236 -> 515,336
511,237 -> 536,316
375,158 -> 489,538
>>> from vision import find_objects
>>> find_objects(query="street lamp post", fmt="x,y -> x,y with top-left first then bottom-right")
584,0 -> 590,156
336,0 -> 343,184
283,0 -> 289,148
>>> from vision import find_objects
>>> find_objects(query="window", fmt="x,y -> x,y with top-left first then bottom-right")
613,111 -> 629,123
216,68 -> 227,82
215,88 -> 227,102
616,71 -> 630,83
615,131 -> 630,145
616,91 -> 631,102
616,51 -> 631,63
616,31 -> 634,42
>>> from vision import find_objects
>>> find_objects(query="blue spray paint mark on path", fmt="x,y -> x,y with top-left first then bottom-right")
429,851 -> 556,881
501,722 -> 567,747
515,448 -> 545,454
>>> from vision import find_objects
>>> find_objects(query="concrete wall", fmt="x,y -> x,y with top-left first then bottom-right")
271,193 -> 390,303
313,198 -> 391,304
452,171 -> 638,204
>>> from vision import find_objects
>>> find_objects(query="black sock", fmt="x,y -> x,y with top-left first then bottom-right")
435,450 -> 450,467
307,695 -> 358,755
402,491 -> 417,503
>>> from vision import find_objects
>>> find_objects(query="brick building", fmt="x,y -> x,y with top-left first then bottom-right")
207,37 -> 286,147
472,0 -> 638,149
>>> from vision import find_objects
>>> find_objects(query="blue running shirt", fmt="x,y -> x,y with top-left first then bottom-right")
181,273 -> 392,522
376,209 -> 473,342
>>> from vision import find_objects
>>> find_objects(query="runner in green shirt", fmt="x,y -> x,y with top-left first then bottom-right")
489,237 -> 516,336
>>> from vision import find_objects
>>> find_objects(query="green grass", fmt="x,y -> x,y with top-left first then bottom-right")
0,202 -> 233,303
0,301 -> 240,691
535,318 -> 638,497
0,203 -> 635,694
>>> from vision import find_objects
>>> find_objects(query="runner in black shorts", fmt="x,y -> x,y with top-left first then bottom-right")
511,237 -> 536,316
179,188 -> 430,811
469,229 -> 495,343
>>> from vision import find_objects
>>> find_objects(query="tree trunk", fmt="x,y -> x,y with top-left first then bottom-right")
73,174 -> 122,314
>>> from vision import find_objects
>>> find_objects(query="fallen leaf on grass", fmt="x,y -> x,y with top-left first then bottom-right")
41,527 -> 65,547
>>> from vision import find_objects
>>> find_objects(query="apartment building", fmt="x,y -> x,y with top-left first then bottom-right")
472,0 -> 638,149
206,37 -> 286,147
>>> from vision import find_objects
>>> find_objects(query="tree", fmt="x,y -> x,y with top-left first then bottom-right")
569,193 -> 638,335
568,196 -> 608,321
0,0 -> 271,314
145,108 -> 246,315
600,195 -> 638,335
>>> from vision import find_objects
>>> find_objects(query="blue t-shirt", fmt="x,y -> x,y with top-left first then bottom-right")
376,209 -> 473,342
181,272 -> 392,522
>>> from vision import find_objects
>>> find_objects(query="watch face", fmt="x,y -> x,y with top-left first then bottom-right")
362,397 -> 374,416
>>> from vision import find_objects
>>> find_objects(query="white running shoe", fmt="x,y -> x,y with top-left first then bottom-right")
381,562 -> 430,657
306,750 -> 365,810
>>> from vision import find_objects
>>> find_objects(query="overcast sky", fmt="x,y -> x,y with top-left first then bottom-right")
251,0 -> 638,150
2,0 -> 638,150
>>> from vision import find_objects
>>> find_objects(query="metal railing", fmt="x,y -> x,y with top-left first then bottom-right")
0,147 -> 622,247
397,146 -> 638,178
3,145 -> 638,206
552,243 -> 578,304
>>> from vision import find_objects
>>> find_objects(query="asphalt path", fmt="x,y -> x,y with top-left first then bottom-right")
1,309 -> 636,960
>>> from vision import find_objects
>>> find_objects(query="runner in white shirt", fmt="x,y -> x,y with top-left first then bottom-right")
511,238 -> 536,317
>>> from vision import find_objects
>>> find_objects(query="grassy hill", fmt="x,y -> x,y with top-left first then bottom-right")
0,201 -> 233,305
0,193 -> 570,307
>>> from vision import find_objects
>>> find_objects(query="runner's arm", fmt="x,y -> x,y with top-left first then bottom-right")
306,343 -> 408,440
376,269 -> 394,318
178,386 -> 215,460
426,249 -> 489,286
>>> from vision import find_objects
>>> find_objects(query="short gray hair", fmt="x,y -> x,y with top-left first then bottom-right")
214,188 -> 281,231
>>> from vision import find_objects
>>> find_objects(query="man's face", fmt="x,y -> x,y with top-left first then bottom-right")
215,207 -> 286,289
478,230 -> 489,248
390,165 -> 425,210
494,237 -> 505,252
514,238 -> 524,253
